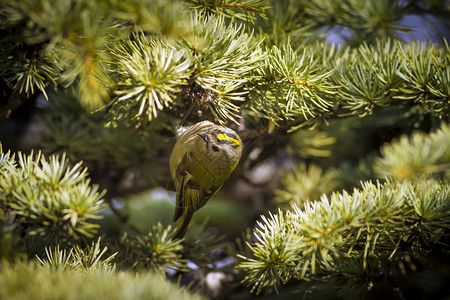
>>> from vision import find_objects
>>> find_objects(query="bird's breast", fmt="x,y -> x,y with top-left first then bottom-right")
187,150 -> 235,189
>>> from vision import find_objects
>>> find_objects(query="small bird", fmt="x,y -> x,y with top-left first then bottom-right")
170,121 -> 242,239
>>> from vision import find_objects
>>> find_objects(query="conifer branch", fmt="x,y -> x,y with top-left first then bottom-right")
238,125 -> 450,295
120,223 -> 188,272
374,123 -> 450,180
0,147 -> 107,240
238,178 -> 450,294
110,35 -> 192,121
184,0 -> 270,21
0,1 -> 449,298
0,261 -> 202,300
37,238 -> 117,273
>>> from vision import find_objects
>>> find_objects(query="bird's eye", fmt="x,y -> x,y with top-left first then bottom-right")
212,145 -> 220,152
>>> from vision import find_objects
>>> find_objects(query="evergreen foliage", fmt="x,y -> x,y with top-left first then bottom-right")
0,146 -> 106,251
274,162 -> 337,207
0,261 -> 202,300
374,122 -> 450,179
120,224 -> 187,272
0,0 -> 449,299
239,178 -> 449,294
36,238 -> 117,272
238,124 -> 450,295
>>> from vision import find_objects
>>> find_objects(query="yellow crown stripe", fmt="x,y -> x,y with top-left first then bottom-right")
217,133 -> 240,146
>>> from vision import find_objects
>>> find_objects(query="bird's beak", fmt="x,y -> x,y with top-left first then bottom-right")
196,133 -> 206,141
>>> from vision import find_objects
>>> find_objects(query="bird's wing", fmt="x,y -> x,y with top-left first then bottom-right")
196,184 -> 222,209
172,180 -> 222,239
173,152 -> 203,222
172,152 -> 222,222
172,206 -> 195,240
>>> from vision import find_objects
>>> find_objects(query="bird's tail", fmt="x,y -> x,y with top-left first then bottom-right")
172,209 -> 194,240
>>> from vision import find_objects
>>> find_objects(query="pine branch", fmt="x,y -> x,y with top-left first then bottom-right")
0,260 -> 202,300
105,0 -> 190,36
37,92 -> 173,196
0,146 -> 107,241
294,0 -> 411,44
238,178 -> 450,295
274,163 -> 337,208
374,122 -> 450,179
248,39 -> 448,128
184,0 -> 270,22
36,237 -> 117,273
179,13 -> 265,123
109,35 -> 192,121
248,43 -> 335,123
395,41 -> 449,103
119,223 -> 188,272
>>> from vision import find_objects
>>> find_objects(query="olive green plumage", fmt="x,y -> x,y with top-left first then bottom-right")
169,121 -> 242,239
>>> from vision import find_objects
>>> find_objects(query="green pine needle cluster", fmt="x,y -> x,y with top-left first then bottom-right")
0,0 -> 449,298
397,40 -> 450,101
120,223 -> 187,272
111,35 -> 191,121
238,124 -> 450,295
1,0 -> 448,127
0,261 -> 202,300
246,38 -> 448,127
36,238 -> 117,273
331,39 -> 449,119
374,123 -> 450,180
12,59 -> 54,100
178,13 -> 264,124
274,163 -> 337,207
248,44 -> 335,124
184,0 -> 269,22
181,221 -> 227,268
301,0 -> 408,42
107,13 -> 265,124
0,146 -> 106,241
238,178 -> 449,294
36,92 -> 174,194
